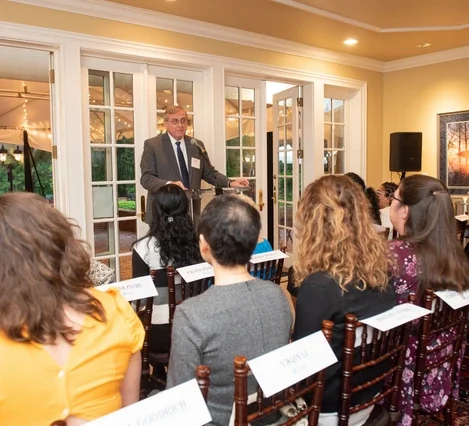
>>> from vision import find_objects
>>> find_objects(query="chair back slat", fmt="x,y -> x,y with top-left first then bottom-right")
338,295 -> 414,426
233,319 -> 334,426
248,246 -> 286,285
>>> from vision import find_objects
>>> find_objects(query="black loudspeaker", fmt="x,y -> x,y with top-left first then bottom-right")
389,132 -> 422,172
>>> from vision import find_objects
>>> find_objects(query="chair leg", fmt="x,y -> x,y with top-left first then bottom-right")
443,397 -> 453,426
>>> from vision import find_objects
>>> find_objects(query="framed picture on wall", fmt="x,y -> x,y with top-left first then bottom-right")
438,110 -> 469,194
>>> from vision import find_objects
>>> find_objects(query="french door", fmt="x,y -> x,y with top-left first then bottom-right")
224,76 -> 267,237
82,57 -> 202,281
272,86 -> 302,265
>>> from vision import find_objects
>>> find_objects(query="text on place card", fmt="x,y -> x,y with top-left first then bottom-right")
85,379 -> 212,426
96,275 -> 157,302
247,331 -> 337,398
361,303 -> 431,332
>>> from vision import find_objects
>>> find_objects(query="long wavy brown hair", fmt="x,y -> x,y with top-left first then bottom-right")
294,175 -> 391,290
0,192 -> 105,344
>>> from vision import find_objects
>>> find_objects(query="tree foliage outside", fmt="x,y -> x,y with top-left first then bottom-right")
0,147 -> 53,198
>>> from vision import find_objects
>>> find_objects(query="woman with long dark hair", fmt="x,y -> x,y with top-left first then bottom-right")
389,175 -> 469,425
0,193 -> 144,426
132,184 -> 202,353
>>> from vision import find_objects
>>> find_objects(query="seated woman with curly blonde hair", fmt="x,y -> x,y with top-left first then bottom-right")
292,175 -> 395,426
0,193 -> 145,426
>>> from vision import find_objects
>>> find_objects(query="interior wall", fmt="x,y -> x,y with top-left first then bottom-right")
0,1 -> 384,186
383,58 -> 469,184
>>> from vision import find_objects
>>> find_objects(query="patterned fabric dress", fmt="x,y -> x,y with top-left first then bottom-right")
389,240 -> 463,425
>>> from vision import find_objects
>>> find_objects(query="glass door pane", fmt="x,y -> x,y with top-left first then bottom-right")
272,86 -> 301,264
87,68 -> 137,281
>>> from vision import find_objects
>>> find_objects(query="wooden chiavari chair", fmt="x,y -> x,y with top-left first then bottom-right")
338,294 -> 415,426
233,320 -> 334,426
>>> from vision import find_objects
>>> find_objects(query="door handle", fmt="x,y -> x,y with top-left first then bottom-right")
140,195 -> 146,222
258,189 -> 265,212
272,186 -> 277,204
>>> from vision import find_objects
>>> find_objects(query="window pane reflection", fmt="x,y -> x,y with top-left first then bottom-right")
241,88 -> 254,116
114,73 -> 133,108
94,222 -> 115,255
91,148 -> 112,182
90,110 -> 110,144
118,220 -> 136,254
116,148 -> 135,181
225,86 -> 239,116
226,118 -> 240,146
242,119 -> 255,147
156,78 -> 173,110
177,80 -> 193,113
115,110 -> 134,144
226,149 -> 240,177
89,70 -> 109,106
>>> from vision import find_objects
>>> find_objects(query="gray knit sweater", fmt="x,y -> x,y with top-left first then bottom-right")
166,278 -> 293,426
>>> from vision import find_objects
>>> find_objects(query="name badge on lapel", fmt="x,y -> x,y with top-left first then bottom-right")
191,158 -> 200,169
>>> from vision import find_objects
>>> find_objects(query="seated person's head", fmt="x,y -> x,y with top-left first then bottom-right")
0,192 -> 102,343
390,175 -> 453,238
294,175 -> 390,290
198,194 -> 261,267
149,184 -> 201,267
377,181 -> 398,209
345,172 -> 381,225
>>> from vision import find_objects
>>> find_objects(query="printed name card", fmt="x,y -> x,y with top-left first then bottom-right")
250,250 -> 289,264
85,379 -> 212,426
435,289 -> 469,310
177,262 -> 214,283
247,331 -> 337,398
455,214 -> 469,222
360,303 -> 431,332
96,275 -> 157,302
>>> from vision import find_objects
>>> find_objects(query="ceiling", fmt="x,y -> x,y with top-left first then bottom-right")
103,0 -> 469,62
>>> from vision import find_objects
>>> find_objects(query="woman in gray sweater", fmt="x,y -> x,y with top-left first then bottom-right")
166,194 -> 293,426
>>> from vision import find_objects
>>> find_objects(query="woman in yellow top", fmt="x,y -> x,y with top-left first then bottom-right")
0,192 -> 145,426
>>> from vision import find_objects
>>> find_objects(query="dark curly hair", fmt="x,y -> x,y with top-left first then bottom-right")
381,181 -> 399,198
136,184 -> 202,268
345,172 -> 382,225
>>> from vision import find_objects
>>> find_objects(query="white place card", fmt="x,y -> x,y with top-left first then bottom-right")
455,214 -> 469,222
85,379 -> 212,426
360,303 -> 431,332
96,275 -> 157,302
247,331 -> 337,398
177,262 -> 214,283
435,289 -> 469,310
250,250 -> 289,264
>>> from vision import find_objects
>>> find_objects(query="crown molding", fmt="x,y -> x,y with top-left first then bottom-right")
384,45 -> 469,72
271,0 -> 469,33
7,0 -> 384,72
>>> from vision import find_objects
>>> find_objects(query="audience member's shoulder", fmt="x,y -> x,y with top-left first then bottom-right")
89,287 -> 126,317
389,239 -> 412,253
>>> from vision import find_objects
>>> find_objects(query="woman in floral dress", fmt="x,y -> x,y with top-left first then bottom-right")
389,175 -> 469,425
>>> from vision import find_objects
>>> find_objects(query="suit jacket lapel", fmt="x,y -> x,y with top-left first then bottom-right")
185,136 -> 195,186
163,132 -> 181,179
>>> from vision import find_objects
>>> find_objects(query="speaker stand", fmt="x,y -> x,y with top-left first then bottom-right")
400,171 -> 406,181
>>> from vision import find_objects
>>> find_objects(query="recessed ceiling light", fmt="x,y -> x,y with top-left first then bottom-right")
416,42 -> 432,48
343,39 -> 358,46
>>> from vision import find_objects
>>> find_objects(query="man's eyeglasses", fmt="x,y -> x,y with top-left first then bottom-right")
389,192 -> 404,204
166,118 -> 187,125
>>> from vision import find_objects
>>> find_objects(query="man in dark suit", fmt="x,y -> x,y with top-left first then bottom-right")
140,106 -> 249,224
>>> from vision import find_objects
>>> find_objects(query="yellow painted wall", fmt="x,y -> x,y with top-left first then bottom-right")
0,1 -> 384,185
384,58 -> 469,183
